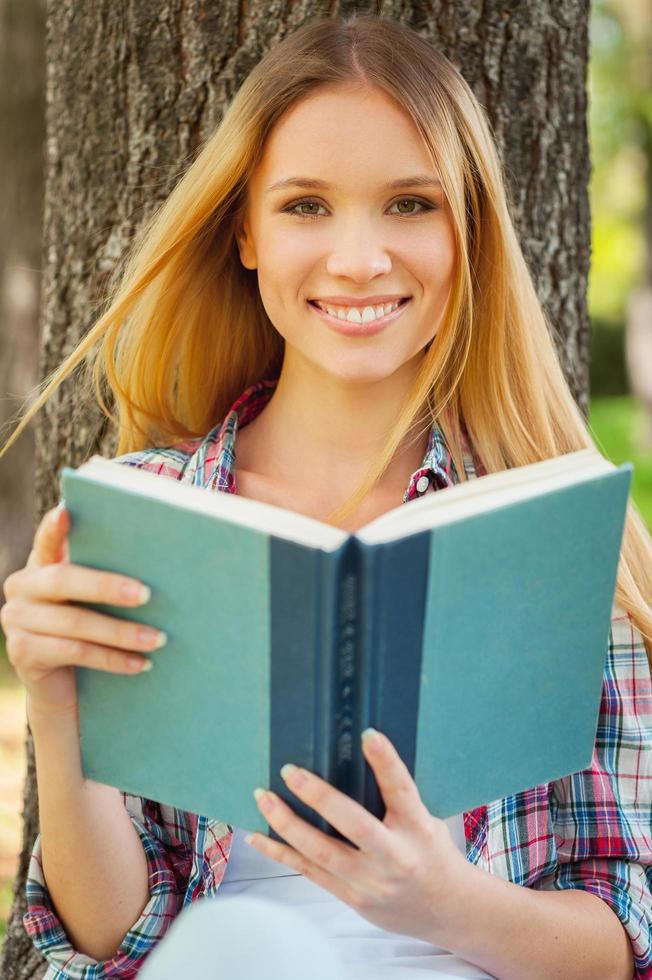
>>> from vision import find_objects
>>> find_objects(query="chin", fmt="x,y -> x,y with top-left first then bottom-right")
311,353 -> 415,387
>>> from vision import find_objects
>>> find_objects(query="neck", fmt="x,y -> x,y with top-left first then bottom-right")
239,352 -> 430,494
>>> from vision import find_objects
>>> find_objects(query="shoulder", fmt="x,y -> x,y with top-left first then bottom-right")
601,604 -> 652,757
111,437 -> 206,482
606,603 -> 651,694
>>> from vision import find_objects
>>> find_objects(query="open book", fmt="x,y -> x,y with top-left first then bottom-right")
60,448 -> 631,838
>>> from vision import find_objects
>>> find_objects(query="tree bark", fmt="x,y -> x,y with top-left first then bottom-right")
0,1 -> 45,972
0,1 -> 591,975
0,0 -> 44,621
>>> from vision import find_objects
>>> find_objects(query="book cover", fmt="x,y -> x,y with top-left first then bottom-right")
60,458 -> 632,836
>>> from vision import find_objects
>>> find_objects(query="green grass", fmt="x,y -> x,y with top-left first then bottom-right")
589,396 -> 652,529
0,878 -> 13,943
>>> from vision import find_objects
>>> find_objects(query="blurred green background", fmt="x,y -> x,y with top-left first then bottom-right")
588,0 -> 652,528
1,0 -> 651,943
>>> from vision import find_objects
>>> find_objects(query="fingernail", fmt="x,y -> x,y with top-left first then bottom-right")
361,727 -> 381,749
137,626 -> 166,648
137,584 -> 152,604
280,763 -> 306,787
253,788 -> 274,811
121,581 -> 151,604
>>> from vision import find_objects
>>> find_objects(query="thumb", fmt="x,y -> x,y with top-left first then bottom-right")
27,503 -> 71,569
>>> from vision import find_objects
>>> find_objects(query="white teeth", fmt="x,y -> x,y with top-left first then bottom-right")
317,299 -> 403,324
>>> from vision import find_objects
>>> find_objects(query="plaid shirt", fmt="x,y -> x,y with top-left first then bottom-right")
24,378 -> 652,979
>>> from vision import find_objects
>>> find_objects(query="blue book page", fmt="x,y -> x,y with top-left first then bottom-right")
63,472 -> 272,832
414,467 -> 631,817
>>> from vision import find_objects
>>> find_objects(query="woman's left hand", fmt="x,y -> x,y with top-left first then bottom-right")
247,727 -> 473,945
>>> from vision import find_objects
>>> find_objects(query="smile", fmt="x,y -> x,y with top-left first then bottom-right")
307,297 -> 411,336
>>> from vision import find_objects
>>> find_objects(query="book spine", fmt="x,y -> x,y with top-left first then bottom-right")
317,539 -> 359,840
316,545 -> 343,799
333,539 -> 359,797
355,542 -> 383,817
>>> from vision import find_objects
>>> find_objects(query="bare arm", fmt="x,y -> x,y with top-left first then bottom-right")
435,860 -> 634,980
28,698 -> 151,962
1,502 -> 164,963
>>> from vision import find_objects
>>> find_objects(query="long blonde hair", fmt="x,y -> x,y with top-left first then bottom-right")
3,14 -> 651,663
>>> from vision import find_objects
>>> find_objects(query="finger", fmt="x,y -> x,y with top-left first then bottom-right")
253,788 -> 362,881
5,562 -> 151,608
6,628 -> 154,676
361,729 -> 427,822
2,599 -> 166,654
244,832 -> 363,909
27,505 -> 70,569
279,764 -> 392,855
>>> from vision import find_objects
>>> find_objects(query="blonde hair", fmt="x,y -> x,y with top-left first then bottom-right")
3,14 -> 651,664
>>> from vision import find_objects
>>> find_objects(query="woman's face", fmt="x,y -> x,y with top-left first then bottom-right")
236,83 -> 457,386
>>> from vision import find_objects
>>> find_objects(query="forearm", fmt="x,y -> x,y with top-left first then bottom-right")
28,698 -> 151,962
434,860 -> 634,980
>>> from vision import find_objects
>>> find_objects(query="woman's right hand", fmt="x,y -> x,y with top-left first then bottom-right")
0,503 -> 166,722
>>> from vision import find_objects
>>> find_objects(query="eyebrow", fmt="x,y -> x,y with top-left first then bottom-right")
266,175 -> 443,193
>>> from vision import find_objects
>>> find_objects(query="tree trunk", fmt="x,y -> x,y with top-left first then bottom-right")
0,1 -> 44,972
0,1 -> 590,975
0,0 -> 44,619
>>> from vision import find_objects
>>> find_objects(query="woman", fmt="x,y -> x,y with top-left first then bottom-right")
1,13 -> 650,979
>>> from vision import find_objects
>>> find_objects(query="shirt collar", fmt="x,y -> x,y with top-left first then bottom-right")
184,378 -> 475,498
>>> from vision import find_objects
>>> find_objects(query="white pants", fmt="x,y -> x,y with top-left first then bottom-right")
139,892 -> 347,979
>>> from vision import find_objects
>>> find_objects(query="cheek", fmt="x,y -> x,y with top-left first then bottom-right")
258,231 -> 318,310
261,224 -> 318,273
411,227 -> 457,296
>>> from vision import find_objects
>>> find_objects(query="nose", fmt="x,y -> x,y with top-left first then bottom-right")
325,224 -> 393,282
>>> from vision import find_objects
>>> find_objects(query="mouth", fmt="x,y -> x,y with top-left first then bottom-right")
307,296 -> 411,337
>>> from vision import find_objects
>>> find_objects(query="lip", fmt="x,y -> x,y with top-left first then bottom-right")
310,294 -> 410,307
308,297 -> 411,337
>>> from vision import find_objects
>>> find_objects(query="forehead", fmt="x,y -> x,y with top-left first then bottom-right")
251,84 -> 437,191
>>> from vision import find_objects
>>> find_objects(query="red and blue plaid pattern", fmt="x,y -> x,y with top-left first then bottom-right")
24,379 -> 652,978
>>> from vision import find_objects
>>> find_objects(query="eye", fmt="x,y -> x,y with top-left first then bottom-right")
388,197 -> 437,216
280,196 -> 439,220
281,199 -> 327,220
